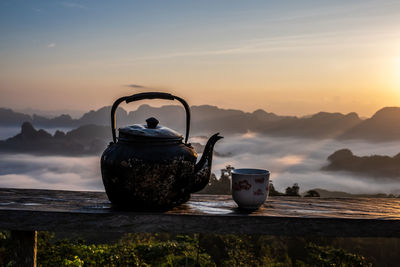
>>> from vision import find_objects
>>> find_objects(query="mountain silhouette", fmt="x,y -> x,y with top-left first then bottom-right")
0,122 -> 108,155
2,105 -> 400,141
322,148 -> 400,178
0,108 -> 32,126
309,188 -> 395,198
338,107 -> 400,141
0,122 -> 219,156
255,111 -> 360,138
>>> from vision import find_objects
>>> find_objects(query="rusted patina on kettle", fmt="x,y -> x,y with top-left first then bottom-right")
101,92 -> 223,210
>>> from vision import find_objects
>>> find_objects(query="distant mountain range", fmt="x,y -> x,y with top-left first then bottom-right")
323,148 -> 400,178
2,105 -> 400,141
0,122 -> 217,156
308,188 -> 398,198
0,122 -> 108,156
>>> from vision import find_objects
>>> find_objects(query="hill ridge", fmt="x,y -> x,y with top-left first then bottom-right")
2,105 -> 400,141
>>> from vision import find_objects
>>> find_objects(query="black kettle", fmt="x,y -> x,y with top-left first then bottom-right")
101,92 -> 223,210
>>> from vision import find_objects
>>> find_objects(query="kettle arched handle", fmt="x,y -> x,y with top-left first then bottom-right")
110,92 -> 191,144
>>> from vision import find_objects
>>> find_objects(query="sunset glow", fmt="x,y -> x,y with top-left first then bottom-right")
394,56 -> 400,87
1,1 -> 400,116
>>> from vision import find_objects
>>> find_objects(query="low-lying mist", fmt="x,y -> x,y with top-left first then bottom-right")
0,154 -> 103,191
213,133 -> 400,194
2,133 -> 400,194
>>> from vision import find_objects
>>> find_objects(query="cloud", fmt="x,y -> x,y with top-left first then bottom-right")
125,84 -> 147,89
212,134 -> 400,194
0,154 -> 103,191
60,2 -> 87,9
2,135 -> 400,194
127,28 -> 400,63
47,43 -> 56,48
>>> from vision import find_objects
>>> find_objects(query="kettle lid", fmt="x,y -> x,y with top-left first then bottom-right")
118,117 -> 183,142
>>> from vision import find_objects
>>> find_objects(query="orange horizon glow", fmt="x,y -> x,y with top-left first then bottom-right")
1,1 -> 400,117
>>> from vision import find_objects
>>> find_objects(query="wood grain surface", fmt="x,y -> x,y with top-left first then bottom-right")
0,188 -> 399,237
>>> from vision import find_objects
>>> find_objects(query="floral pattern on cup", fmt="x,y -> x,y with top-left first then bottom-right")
232,180 -> 251,191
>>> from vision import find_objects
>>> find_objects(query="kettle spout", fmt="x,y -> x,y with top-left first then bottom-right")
189,133 -> 223,193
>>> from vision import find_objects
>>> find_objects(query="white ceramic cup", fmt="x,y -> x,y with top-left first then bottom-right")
231,168 -> 270,209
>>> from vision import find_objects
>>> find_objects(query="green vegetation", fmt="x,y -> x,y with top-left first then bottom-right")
37,233 -> 214,267
0,231 -> 375,266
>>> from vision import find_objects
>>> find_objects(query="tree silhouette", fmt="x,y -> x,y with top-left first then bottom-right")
199,165 -> 233,194
268,181 -> 285,196
285,183 -> 300,197
304,190 -> 320,197
220,165 -> 235,180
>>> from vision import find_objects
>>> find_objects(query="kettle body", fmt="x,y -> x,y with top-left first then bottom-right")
101,139 -> 197,210
100,92 -> 222,210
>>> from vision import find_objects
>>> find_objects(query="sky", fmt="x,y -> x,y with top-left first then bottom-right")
1,0 -> 400,116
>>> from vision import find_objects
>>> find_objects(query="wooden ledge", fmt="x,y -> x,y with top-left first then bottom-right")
0,188 -> 399,237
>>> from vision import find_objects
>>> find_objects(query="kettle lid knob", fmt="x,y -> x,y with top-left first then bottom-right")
146,117 -> 159,129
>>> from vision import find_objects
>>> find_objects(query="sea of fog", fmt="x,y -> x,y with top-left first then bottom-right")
2,129 -> 400,194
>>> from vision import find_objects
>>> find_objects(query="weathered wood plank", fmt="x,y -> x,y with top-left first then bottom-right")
10,230 -> 37,267
1,209 -> 400,237
0,188 -> 399,237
